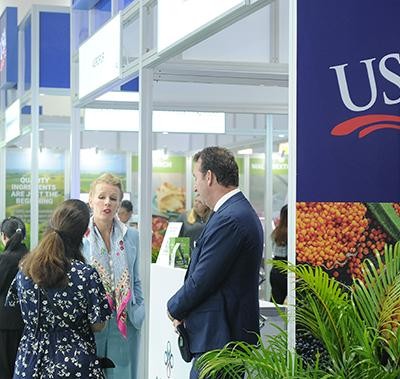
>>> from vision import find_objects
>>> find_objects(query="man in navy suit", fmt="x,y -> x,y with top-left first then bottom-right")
167,146 -> 264,379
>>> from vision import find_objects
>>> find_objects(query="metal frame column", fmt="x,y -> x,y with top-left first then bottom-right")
70,5 -> 81,200
30,6 -> 40,248
137,1 -> 153,378
288,0 -> 297,357
264,114 -> 273,301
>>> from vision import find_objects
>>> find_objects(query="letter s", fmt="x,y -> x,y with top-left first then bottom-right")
379,53 -> 400,105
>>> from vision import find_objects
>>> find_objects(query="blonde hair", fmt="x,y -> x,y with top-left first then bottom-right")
89,173 -> 124,201
187,208 -> 197,224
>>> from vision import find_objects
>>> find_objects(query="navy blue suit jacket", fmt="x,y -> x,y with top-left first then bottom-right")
167,192 -> 264,354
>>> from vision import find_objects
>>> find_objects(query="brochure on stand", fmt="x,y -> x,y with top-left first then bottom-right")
169,237 -> 190,269
156,222 -> 183,266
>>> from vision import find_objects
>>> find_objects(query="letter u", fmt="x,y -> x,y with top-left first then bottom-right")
329,58 -> 377,112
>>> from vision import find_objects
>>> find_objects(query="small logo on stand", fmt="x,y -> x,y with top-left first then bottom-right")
164,341 -> 174,378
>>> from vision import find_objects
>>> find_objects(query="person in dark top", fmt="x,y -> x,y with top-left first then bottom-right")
269,204 -> 288,305
176,194 -> 212,252
0,216 -> 28,379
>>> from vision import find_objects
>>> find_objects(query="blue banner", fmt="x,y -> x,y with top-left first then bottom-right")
297,0 -> 400,202
0,7 -> 17,89
40,12 -> 70,88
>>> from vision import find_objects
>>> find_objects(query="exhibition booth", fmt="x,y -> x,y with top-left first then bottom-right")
0,1 -> 290,378
1,0 -> 399,377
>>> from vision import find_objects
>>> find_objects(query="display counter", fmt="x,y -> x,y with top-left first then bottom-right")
149,264 -> 191,379
149,265 -> 287,378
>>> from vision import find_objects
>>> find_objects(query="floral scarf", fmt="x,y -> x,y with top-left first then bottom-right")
84,216 -> 131,337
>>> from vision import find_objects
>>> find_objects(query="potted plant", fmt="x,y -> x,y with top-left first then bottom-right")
197,242 -> 400,379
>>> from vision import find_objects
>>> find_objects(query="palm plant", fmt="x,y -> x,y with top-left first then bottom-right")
197,242 -> 400,379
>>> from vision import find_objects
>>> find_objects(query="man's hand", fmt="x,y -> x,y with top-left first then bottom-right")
173,319 -> 182,329
167,310 -> 183,331
167,310 -> 174,322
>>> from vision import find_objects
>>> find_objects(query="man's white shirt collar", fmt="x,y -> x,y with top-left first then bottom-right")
214,188 -> 241,212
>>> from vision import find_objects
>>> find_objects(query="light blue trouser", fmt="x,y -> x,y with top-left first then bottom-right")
95,313 -> 141,379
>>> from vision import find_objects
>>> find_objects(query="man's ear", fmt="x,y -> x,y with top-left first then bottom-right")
206,170 -> 213,186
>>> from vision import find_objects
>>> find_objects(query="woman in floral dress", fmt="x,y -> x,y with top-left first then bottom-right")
6,199 -> 111,378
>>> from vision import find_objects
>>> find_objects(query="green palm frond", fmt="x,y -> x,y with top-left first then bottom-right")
198,242 -> 400,379
197,334 -> 328,379
352,243 -> 400,366
353,244 -> 399,327
274,260 -> 353,365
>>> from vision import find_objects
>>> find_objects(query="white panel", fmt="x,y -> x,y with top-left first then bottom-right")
85,109 -> 225,134
120,131 -> 139,152
85,108 -> 139,131
81,131 -> 118,150
279,0 -> 289,63
153,133 -> 190,155
158,0 -> 245,52
40,95 -> 70,117
149,265 -> 191,379
42,130 -> 70,150
153,111 -> 225,133
122,15 -> 140,66
79,14 -> 121,98
153,81 -> 288,112
183,6 -> 270,62
5,99 -> 20,142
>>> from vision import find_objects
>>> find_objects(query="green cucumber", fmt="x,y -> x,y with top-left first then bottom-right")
366,203 -> 400,242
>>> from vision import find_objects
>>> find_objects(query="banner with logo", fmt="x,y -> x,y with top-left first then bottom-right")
296,1 -> 400,285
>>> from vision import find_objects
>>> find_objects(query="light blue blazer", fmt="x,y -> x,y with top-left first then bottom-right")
82,224 -> 145,379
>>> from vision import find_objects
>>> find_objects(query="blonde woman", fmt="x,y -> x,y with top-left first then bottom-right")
82,173 -> 144,379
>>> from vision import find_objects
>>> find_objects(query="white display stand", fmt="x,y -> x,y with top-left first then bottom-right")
149,264 -> 191,379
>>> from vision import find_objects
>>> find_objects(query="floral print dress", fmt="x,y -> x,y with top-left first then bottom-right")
6,260 -> 111,378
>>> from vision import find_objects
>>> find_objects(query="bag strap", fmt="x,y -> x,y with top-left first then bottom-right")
34,288 -> 42,338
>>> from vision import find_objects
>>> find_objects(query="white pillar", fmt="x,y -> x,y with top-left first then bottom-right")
264,114 -> 273,301
137,1 -> 153,377
288,0 -> 297,357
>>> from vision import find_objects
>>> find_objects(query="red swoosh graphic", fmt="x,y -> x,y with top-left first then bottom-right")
358,124 -> 400,138
331,114 -> 400,138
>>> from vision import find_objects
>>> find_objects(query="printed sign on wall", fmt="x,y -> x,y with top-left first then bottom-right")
6,148 -> 65,247
297,0 -> 400,285
297,1 -> 400,203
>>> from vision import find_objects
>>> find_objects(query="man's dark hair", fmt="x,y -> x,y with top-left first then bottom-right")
121,200 -> 133,212
193,146 -> 239,187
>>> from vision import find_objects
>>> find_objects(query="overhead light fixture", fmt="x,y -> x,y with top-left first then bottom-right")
96,91 -> 139,102
238,148 -> 253,155
153,111 -> 225,134
85,108 -> 139,131
84,109 -> 225,133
